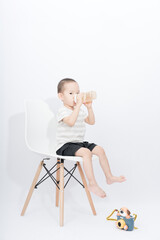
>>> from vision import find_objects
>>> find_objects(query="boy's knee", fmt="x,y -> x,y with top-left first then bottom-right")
95,146 -> 105,156
82,148 -> 92,158
76,148 -> 92,158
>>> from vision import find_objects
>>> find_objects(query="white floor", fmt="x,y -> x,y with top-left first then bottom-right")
2,172 -> 160,240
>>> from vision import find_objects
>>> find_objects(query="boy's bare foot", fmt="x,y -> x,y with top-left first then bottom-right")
106,176 -> 126,185
88,184 -> 106,198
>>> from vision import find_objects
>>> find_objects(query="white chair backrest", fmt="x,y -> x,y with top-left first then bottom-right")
25,99 -> 57,155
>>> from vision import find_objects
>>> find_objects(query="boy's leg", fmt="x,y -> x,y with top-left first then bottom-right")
75,147 -> 106,198
91,146 -> 126,184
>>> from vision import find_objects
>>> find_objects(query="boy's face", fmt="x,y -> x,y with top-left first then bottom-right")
58,82 -> 80,109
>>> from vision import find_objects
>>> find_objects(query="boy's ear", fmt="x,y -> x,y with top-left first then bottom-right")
58,92 -> 63,100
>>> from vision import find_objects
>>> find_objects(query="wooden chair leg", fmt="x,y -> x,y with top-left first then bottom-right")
55,159 -> 60,207
21,160 -> 43,216
59,160 -> 64,226
77,162 -> 96,215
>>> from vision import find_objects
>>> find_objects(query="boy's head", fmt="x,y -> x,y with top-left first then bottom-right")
57,78 -> 80,109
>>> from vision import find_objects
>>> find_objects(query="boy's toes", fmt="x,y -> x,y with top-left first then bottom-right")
102,191 -> 106,198
88,184 -> 106,198
120,176 -> 126,181
106,176 -> 126,184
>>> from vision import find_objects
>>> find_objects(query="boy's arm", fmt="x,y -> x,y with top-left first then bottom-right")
84,105 -> 95,125
62,93 -> 83,126
63,105 -> 81,126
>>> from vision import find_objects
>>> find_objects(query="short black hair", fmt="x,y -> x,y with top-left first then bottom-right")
57,78 -> 77,93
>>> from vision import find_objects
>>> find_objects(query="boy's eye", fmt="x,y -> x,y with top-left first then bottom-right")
69,93 -> 72,95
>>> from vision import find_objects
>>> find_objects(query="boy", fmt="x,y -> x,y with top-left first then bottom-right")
56,78 -> 126,198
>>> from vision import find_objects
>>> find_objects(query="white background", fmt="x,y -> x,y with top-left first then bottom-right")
1,0 -> 160,239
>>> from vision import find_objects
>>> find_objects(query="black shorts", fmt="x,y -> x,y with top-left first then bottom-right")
56,141 -> 97,156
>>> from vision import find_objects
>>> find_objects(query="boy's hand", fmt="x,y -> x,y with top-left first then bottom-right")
76,93 -> 83,107
83,101 -> 92,109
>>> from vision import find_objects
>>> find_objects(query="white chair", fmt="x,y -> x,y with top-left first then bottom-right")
21,99 -> 97,226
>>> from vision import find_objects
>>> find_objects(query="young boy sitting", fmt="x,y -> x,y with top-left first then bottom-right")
56,78 -> 126,198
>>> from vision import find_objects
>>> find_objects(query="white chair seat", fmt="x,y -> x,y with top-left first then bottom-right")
55,154 -> 98,162
28,147 -> 98,162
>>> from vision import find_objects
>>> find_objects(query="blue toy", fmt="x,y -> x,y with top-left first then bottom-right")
106,207 -> 138,231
